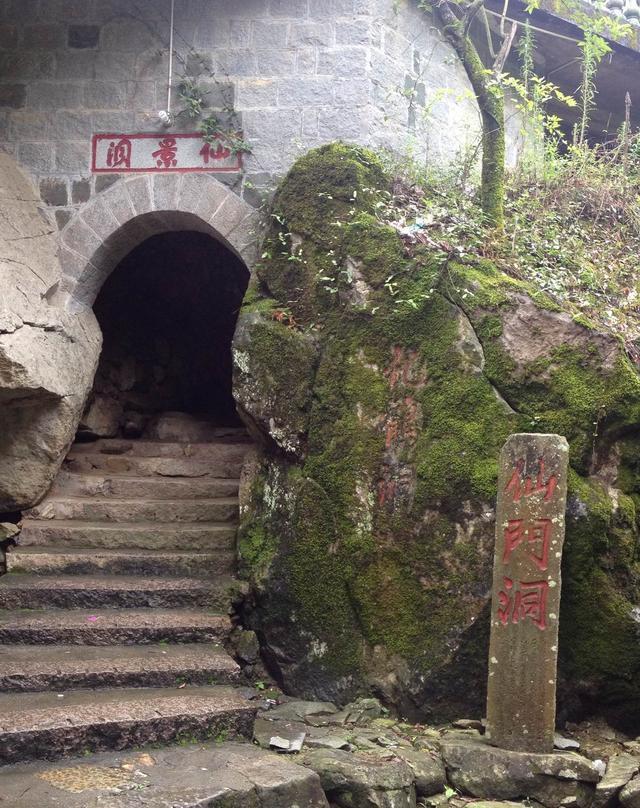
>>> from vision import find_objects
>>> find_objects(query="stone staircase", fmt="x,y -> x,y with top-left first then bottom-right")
0,422 -> 258,765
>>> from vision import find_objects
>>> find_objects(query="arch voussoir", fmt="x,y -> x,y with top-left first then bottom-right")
58,173 -> 261,310
152,173 -> 181,211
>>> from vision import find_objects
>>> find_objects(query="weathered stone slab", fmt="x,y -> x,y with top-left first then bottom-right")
594,754 -> 639,807
486,433 -> 569,753
441,737 -> 599,808
0,742 -> 330,806
621,776 -> 640,808
303,747 -> 416,808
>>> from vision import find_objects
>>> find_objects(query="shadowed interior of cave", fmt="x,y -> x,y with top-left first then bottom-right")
85,230 -> 250,437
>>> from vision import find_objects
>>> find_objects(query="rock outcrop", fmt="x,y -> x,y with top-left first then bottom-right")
0,153 -> 100,510
232,143 -> 640,728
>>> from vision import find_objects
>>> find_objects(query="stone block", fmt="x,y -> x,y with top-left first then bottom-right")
595,755 -> 639,808
82,196 -> 120,242
125,81 -> 156,109
318,46 -> 368,77
335,19 -> 371,45
295,48 -> 317,74
333,77 -> 372,107
318,106 -> 369,140
36,0 -> 88,20
61,217 -> 104,261
311,0 -> 356,16
303,748 -> 415,808
252,20 -> 288,47
71,179 -> 91,204
92,111 -> 136,133
0,52 -> 54,80
17,142 -> 53,172
28,82 -> 83,110
95,174 -> 119,194
188,79 -> 235,110
0,84 -> 25,109
621,777 -> 640,808
95,52 -> 137,82
68,24 -> 100,48
23,23 -> 65,49
55,209 -> 72,229
236,79 -> 278,109
55,141 -> 90,173
242,108 -> 302,146
151,173 -> 180,211
40,178 -> 68,206
441,739 -> 599,807
289,22 -> 334,47
55,51 -> 97,80
0,24 -> 17,48
101,20 -> 159,51
270,0 -> 308,16
214,49 -> 259,77
3,0 -> 39,23
84,81 -> 127,109
49,111 -> 92,141
211,195 -> 254,242
256,49 -> 296,77
176,173 -> 210,214
124,175 -> 153,216
301,107 -> 318,137
193,176 -> 233,223
277,77 -> 334,108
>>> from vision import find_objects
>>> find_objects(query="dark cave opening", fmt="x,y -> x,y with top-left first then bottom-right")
83,230 -> 250,438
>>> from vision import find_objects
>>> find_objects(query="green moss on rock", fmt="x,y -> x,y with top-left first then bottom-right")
233,143 -> 640,722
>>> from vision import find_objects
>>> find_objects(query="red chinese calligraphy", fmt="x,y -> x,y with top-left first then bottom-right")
152,137 -> 178,168
106,137 -> 132,169
497,577 -> 549,630
503,518 -> 551,571
505,458 -> 558,503
200,141 -> 231,164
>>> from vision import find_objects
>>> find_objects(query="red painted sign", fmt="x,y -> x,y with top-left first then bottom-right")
91,133 -> 242,173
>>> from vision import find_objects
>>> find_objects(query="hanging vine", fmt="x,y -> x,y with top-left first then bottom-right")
175,52 -> 252,156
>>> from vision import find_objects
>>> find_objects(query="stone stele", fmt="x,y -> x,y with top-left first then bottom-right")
486,433 -> 569,753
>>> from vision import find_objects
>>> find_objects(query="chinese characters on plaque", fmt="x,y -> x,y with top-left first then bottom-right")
486,434 -> 569,754
92,133 -> 242,173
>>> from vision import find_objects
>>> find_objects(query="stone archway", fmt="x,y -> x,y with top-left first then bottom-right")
56,174 -> 260,309
57,174 -> 261,440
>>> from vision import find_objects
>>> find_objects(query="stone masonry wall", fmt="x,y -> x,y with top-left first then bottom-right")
0,0 -> 498,231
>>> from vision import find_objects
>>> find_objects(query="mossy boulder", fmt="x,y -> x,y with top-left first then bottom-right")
232,143 -> 640,727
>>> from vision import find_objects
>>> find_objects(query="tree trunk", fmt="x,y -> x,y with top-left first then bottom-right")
433,0 -> 505,231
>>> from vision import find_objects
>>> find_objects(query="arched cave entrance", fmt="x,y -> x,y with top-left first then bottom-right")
80,230 -> 250,439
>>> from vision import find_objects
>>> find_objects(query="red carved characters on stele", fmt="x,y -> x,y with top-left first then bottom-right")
497,457 -> 559,632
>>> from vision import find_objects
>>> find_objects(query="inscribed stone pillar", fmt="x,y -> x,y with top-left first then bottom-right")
486,433 -> 569,754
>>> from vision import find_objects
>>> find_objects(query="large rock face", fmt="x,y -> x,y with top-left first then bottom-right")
232,144 -> 640,729
0,154 -> 101,510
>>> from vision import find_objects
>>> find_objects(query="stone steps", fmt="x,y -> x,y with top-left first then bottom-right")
64,453 -> 244,478
0,685 -> 256,764
1,424 -> 256,767
68,437 -> 251,458
0,574 -> 238,609
51,471 -> 240,499
18,519 -> 237,551
27,496 -> 240,523
0,742 -> 329,805
0,608 -> 232,645
6,547 -> 236,577
0,643 -> 241,692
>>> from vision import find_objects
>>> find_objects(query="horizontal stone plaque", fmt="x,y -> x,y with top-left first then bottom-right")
486,433 -> 569,754
91,133 -> 242,173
